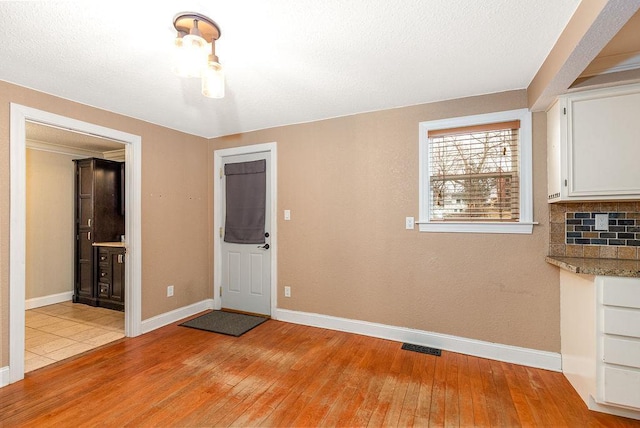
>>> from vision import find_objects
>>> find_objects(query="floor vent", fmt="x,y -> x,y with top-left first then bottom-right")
401,343 -> 442,356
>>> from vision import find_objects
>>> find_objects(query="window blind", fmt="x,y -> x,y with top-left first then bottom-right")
428,120 -> 520,222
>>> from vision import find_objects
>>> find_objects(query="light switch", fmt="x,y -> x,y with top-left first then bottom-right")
284,210 -> 291,221
595,213 -> 609,231
405,216 -> 415,230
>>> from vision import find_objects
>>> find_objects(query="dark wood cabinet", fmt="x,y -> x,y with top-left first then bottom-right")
96,246 -> 125,311
76,234 -> 94,301
73,158 -> 124,309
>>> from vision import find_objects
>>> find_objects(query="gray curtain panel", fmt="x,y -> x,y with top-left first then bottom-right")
224,159 -> 266,244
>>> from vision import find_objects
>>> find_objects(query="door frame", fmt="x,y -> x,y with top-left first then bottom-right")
213,142 -> 277,317
8,104 -> 143,384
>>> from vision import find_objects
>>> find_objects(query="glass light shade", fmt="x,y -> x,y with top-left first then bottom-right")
173,34 -> 207,78
201,61 -> 225,98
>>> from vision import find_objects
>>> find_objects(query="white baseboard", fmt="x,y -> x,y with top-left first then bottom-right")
0,366 -> 9,387
132,302 -> 560,371
274,308 -> 561,372
141,299 -> 215,334
25,291 -> 73,310
589,396 -> 640,420
2,303 -> 561,390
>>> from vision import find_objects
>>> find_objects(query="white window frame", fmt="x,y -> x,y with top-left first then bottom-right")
418,108 -> 534,234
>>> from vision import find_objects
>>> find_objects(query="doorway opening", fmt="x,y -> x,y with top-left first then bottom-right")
9,104 -> 142,384
24,122 -> 126,372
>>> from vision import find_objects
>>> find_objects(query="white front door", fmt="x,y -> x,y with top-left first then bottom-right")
220,151 -> 271,316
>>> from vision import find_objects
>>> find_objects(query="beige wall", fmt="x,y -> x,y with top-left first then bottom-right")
210,90 -> 560,352
0,82 -> 560,369
25,149 -> 77,300
0,80 -> 212,366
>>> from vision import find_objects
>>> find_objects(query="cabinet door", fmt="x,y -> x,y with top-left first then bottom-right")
98,280 -> 110,299
94,160 -> 125,242
568,88 -> 640,197
75,160 -> 94,302
78,162 -> 94,226
546,99 -> 565,201
603,366 -> 640,409
110,250 -> 125,303
76,232 -> 94,299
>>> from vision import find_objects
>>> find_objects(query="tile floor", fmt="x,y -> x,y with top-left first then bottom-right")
25,301 -> 124,373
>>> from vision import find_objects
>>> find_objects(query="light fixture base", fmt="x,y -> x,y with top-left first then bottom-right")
173,12 -> 221,42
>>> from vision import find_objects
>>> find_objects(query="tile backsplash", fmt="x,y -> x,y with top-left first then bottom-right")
549,202 -> 640,260
566,213 -> 640,246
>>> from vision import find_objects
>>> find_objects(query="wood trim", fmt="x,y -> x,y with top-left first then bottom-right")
275,308 -> 560,371
9,103 -> 143,384
26,140 -> 105,158
419,108 -> 534,229
140,299 -> 214,334
25,292 -> 74,310
140,300 -> 556,371
0,367 -> 9,388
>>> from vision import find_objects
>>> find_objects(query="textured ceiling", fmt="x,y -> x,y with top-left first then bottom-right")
0,1 -> 580,138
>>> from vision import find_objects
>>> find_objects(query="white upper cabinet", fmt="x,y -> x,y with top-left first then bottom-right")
547,83 -> 640,202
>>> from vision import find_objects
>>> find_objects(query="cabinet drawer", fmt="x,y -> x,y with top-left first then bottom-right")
603,278 -> 640,309
98,266 -> 111,281
604,308 -> 640,337
603,366 -> 640,409
604,336 -> 640,369
98,281 -> 110,298
604,308 -> 640,338
98,252 -> 109,264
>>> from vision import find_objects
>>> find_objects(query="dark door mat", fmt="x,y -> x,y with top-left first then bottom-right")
179,310 -> 268,337
401,343 -> 442,356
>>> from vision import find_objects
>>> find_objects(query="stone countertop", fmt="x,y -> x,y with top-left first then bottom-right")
545,256 -> 640,278
92,242 -> 127,248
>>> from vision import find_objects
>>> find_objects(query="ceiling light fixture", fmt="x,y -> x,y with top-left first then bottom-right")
173,12 -> 224,99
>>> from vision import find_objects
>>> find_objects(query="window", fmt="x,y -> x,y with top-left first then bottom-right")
419,109 -> 534,234
430,120 -> 519,221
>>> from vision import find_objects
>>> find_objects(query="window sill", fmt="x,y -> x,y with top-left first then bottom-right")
417,221 -> 536,234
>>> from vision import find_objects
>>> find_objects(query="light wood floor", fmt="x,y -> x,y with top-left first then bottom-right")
25,302 -> 124,372
2,313 -> 639,427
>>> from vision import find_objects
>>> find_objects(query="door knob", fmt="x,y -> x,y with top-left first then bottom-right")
258,243 -> 270,250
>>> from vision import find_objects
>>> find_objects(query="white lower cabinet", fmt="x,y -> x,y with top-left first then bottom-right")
603,336 -> 640,368
603,367 -> 640,409
603,307 -> 640,337
560,271 -> 640,420
597,276 -> 640,414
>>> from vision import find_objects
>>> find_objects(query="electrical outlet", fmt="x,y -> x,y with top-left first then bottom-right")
167,285 -> 174,297
405,216 -> 415,230
595,213 -> 609,231
284,286 -> 291,298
